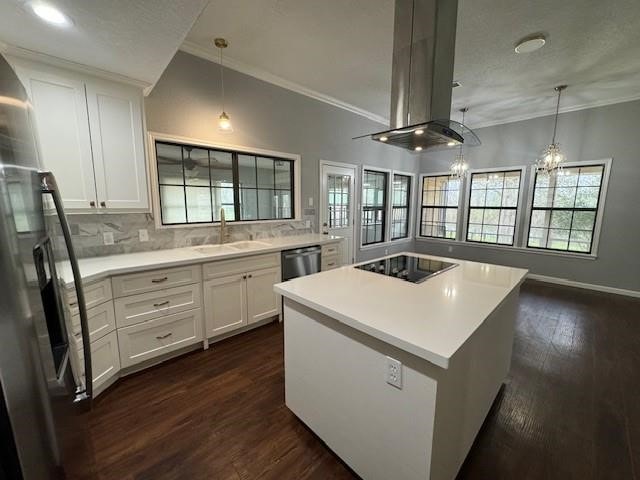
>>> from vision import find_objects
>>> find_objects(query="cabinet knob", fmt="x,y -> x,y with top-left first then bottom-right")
89,201 -> 96,207
248,274 -> 253,278
100,201 -> 106,208
242,275 -> 247,279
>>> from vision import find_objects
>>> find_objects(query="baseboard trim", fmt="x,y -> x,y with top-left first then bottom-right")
526,273 -> 640,298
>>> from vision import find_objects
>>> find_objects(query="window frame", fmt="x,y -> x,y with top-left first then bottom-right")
390,172 -> 413,241
360,166 -> 416,249
522,159 -> 611,256
417,171 -> 465,241
360,167 -> 389,247
463,166 -> 527,247
148,132 -> 301,229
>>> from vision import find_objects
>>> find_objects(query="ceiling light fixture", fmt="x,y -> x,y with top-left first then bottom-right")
29,1 -> 73,27
214,38 -> 233,133
415,129 -> 424,135
515,34 -> 546,54
414,146 -> 423,152
536,85 -> 567,176
450,107 -> 470,180
379,136 -> 388,142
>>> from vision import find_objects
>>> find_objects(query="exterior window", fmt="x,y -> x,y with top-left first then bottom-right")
420,175 -> 460,239
361,170 -> 387,245
467,170 -> 522,245
327,174 -> 351,228
391,174 -> 411,240
527,165 -> 605,253
155,141 -> 294,225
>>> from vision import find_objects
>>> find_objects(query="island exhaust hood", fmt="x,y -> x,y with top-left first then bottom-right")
369,0 -> 480,152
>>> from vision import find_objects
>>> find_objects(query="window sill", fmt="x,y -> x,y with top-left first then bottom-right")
414,236 -> 598,260
360,237 -> 413,251
156,217 -> 302,230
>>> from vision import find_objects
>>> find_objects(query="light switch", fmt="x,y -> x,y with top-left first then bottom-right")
138,229 -> 149,242
103,232 -> 114,245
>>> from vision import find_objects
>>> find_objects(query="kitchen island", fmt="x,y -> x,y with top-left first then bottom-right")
274,253 -> 528,480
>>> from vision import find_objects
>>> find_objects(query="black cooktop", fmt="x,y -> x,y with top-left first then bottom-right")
355,254 -> 457,284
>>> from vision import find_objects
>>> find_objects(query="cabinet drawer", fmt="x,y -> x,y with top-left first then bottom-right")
66,279 -> 112,315
321,255 -> 340,271
114,284 -> 202,328
321,242 -> 341,258
117,309 -> 203,368
77,331 -> 120,392
111,265 -> 201,298
70,301 -> 116,344
203,253 -> 279,280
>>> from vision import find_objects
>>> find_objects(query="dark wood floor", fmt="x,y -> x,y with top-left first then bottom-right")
89,281 -> 640,479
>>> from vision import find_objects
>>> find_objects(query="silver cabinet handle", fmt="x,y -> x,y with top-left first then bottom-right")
151,277 -> 168,283
156,332 -> 172,340
153,301 -> 170,307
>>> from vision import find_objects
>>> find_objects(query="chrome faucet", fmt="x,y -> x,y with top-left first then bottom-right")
219,208 -> 231,244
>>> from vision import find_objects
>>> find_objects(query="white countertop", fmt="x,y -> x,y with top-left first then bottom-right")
58,234 -> 341,288
274,252 -> 528,369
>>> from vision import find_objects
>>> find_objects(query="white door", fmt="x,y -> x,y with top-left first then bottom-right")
14,63 -> 97,209
86,79 -> 148,210
203,274 -> 247,337
246,267 -> 281,324
320,162 -> 356,265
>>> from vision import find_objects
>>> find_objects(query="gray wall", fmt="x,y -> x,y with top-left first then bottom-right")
416,100 -> 640,291
145,51 -> 417,261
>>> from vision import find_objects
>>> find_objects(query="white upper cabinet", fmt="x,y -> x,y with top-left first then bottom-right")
86,80 -> 148,209
10,58 -> 149,211
16,65 -> 97,209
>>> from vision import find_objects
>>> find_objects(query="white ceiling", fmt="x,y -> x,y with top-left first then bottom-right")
0,0 -> 209,86
184,0 -> 640,128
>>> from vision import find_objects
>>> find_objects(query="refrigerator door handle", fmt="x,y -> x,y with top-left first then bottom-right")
40,171 -> 93,404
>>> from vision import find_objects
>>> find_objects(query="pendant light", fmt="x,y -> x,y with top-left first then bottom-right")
536,85 -> 567,175
214,38 -> 233,133
450,107 -> 470,180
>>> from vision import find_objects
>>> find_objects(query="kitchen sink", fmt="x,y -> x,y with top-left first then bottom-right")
227,240 -> 271,250
191,240 -> 271,256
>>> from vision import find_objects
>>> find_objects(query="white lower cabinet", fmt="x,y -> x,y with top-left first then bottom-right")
203,265 -> 281,337
77,330 -> 120,393
203,274 -> 247,337
247,267 -> 281,324
117,308 -> 203,368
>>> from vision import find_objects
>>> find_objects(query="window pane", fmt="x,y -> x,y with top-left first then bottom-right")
185,187 -> 212,222
183,147 -> 210,186
275,190 -> 292,219
550,210 -> 572,229
212,187 -> 235,221
578,166 -> 603,186
466,170 -> 521,245
257,189 -> 276,219
362,170 -> 387,245
157,143 -> 183,185
238,154 -> 257,188
275,160 -> 292,189
571,211 -> 595,232
210,151 -> 233,185
575,187 -> 599,208
257,157 -> 275,188
391,174 -> 411,239
553,187 -> 576,208
533,187 -> 553,207
530,210 -> 549,228
160,185 -> 186,224
239,188 -> 258,220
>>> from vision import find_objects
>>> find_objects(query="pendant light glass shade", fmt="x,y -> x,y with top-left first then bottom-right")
450,107 -> 470,180
536,85 -> 567,175
215,38 -> 233,133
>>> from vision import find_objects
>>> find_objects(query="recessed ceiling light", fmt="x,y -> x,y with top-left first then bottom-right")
515,35 -> 546,54
414,146 -> 423,152
379,136 -> 388,142
447,141 -> 456,147
414,129 -> 424,135
29,2 -> 73,27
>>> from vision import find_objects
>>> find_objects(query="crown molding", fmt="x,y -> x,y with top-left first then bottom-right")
0,42 -> 152,91
179,40 -> 389,126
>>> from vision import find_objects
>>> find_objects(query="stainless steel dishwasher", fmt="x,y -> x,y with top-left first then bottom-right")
281,245 -> 322,281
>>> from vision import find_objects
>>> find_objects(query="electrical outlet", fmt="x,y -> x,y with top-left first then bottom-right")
308,197 -> 313,207
448,246 -> 453,253
386,356 -> 402,389
305,220 -> 311,228
384,248 -> 389,255
103,232 -> 114,245
138,229 -> 149,242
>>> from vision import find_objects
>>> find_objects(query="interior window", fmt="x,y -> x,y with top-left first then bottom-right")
155,141 -> 295,225
527,165 -> 605,253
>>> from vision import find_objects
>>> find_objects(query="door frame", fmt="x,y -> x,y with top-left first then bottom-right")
319,160 -> 358,264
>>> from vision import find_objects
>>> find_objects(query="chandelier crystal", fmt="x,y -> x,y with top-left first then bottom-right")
536,85 -> 567,175
450,107 -> 469,180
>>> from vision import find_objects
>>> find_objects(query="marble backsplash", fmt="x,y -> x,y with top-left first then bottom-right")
49,213 -> 313,259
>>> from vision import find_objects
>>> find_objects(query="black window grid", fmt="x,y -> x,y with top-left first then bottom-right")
327,174 -> 351,228
526,165 -> 605,254
391,174 -> 411,240
156,141 -> 295,226
419,175 -> 459,239
465,170 -> 522,246
361,170 -> 387,246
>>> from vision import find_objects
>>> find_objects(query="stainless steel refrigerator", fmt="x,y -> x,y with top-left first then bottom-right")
0,54 -> 96,478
